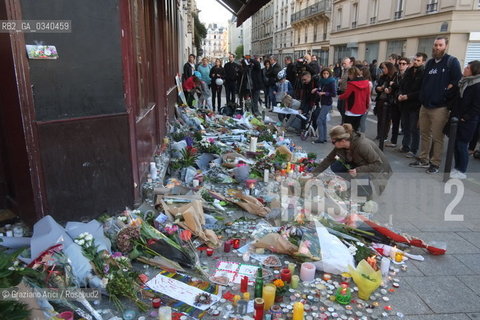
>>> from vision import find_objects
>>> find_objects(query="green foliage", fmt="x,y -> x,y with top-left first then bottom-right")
172,131 -> 187,142
193,13 -> 207,54
0,301 -> 31,320
0,248 -> 41,288
307,152 -> 317,159
235,44 -> 244,58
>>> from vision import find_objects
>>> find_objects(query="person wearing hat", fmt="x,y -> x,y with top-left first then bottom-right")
312,123 -> 393,198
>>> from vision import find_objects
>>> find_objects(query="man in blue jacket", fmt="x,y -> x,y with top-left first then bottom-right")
409,37 -> 462,174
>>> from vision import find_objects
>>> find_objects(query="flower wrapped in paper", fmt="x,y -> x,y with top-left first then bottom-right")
348,259 -> 382,300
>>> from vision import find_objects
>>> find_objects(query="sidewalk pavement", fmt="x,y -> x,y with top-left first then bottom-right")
274,105 -> 480,319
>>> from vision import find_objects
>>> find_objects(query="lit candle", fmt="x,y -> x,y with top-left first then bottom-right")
262,284 -> 276,310
250,137 -> 258,152
323,273 -> 332,281
281,268 -> 292,284
158,306 -> 172,320
380,257 -> 391,277
232,239 -> 241,249
366,255 -> 378,271
395,251 -> 404,263
292,302 -> 304,320
291,275 -> 300,289
206,248 -> 214,257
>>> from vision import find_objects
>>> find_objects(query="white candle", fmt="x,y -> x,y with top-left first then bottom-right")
192,179 -> 200,188
250,137 -> 258,152
263,169 -> 269,183
381,257 -> 391,277
150,162 -> 158,180
158,306 -> 172,320
300,262 -> 316,282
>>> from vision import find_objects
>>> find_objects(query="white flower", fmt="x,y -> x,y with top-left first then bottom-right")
363,200 -> 379,214
77,239 -> 85,246
119,216 -> 127,222
335,155 -> 340,161
85,234 -> 93,241
101,278 -> 109,287
132,209 -> 141,215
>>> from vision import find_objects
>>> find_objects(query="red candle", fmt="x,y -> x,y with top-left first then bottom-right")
232,239 -> 241,249
299,165 -> 305,173
254,298 -> 265,320
281,268 -> 292,284
240,276 -> 249,293
152,297 -> 161,308
224,240 -> 231,253
206,248 -> 214,256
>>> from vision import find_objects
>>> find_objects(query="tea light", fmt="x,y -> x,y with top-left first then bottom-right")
152,298 -> 161,308
394,251 -> 404,263
243,292 -> 250,300
323,273 -> 332,281
232,239 -> 241,249
206,248 -> 214,257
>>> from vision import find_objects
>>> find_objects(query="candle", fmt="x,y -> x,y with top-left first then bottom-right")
158,306 -> 172,320
233,295 -> 241,307
206,248 -> 214,257
299,165 -> 305,173
241,276 -> 249,293
250,137 -> 258,152
262,284 -> 276,311
366,255 -> 378,270
395,251 -> 404,263
380,257 -> 391,277
291,275 -> 300,289
322,273 -> 331,281
281,268 -> 292,284
288,263 -> 296,274
254,298 -> 265,320
223,240 -> 231,253
390,246 -> 398,260
243,292 -> 250,300
292,302 -> 304,320
152,297 -> 161,308
264,169 -> 269,183
232,239 -> 241,249
192,179 -> 200,188
300,262 -> 316,282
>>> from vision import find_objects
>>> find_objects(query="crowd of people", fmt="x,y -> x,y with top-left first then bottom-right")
182,36 -> 480,179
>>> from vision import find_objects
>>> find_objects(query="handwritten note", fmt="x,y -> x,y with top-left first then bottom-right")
146,273 -> 220,310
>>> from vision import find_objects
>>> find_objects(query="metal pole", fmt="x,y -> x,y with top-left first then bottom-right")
443,117 -> 459,182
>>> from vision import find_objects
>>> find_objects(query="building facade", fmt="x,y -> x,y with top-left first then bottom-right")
180,0 -> 198,66
228,16 -> 244,55
252,1 -> 274,57
329,0 -> 480,65
273,0 -> 296,65
243,18 -> 253,55
291,0 -> 332,66
203,23 -> 228,60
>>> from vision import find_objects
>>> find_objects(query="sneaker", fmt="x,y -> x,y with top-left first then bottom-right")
409,160 -> 429,168
426,164 -> 439,174
450,170 -> 467,179
405,151 -> 416,158
385,142 -> 397,148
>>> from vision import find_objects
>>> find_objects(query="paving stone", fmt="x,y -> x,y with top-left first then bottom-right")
468,313 -> 480,319
453,254 -> 480,273
457,276 -> 480,296
404,276 -> 480,313
403,314 -> 471,320
458,232 -> 480,249
467,219 -> 480,231
384,280 -> 431,315
410,232 -> 480,254
395,260 -> 424,277
411,255 -> 475,276
410,219 -> 472,232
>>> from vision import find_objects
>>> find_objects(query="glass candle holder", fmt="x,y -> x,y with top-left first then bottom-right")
206,248 -> 214,257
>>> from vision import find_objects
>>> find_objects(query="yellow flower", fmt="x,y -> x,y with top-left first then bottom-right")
273,279 -> 285,287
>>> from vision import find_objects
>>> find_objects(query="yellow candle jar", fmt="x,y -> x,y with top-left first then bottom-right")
293,302 -> 304,320
262,284 -> 276,310
291,275 -> 300,289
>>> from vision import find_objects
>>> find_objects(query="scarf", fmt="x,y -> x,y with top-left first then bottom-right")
458,74 -> 480,98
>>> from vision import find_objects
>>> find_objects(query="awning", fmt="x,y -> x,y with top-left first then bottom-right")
215,0 -> 272,27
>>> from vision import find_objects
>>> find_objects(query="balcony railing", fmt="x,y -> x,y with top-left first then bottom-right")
426,2 -> 438,13
291,0 -> 332,24
370,16 -> 376,24
394,10 -> 403,19
352,21 -> 357,28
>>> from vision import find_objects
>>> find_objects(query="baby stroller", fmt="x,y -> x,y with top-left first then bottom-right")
300,105 -> 319,141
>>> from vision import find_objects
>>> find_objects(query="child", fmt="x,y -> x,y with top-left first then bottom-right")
273,69 -> 293,106
192,71 -> 212,109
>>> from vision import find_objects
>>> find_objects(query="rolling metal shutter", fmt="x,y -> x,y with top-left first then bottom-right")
465,42 -> 480,66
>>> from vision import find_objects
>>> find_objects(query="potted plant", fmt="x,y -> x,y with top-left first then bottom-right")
272,279 -> 288,302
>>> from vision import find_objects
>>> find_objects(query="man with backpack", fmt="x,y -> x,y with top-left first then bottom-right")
409,36 -> 462,174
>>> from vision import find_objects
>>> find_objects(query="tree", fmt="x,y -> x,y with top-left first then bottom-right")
193,13 -> 207,55
235,45 -> 244,58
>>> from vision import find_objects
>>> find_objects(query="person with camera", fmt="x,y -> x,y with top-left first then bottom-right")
374,62 -> 397,144
238,55 -> 264,116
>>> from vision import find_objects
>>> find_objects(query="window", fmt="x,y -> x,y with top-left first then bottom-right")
395,0 -> 404,19
337,8 -> 342,30
387,39 -> 406,58
370,0 -> 378,23
323,21 -> 328,40
352,3 -> 358,28
314,24 -> 318,41
418,37 -> 436,57
426,0 -> 438,13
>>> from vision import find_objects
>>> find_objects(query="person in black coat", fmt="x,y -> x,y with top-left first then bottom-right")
224,53 -> 240,105
183,54 -> 196,82
449,60 -> 480,179
285,56 -> 297,87
267,56 -> 282,108
238,56 -> 264,116
397,53 -> 427,156
209,58 -> 225,112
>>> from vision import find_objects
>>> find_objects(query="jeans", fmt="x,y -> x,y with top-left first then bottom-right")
225,81 -> 236,104
269,85 -> 277,108
316,105 -> 332,141
390,104 -> 401,144
211,83 -> 223,111
264,86 -> 271,109
359,113 -> 367,133
468,121 -> 480,151
418,106 -> 449,167
454,116 -> 480,173
401,109 -> 420,154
